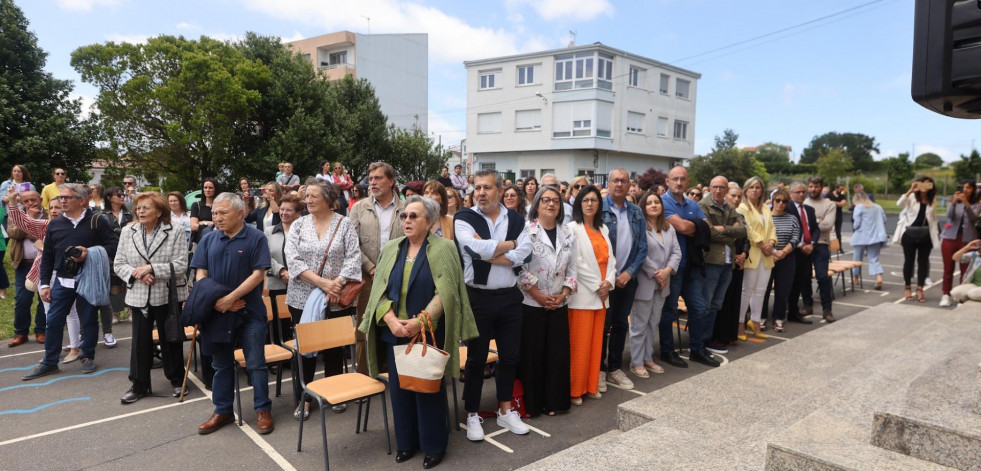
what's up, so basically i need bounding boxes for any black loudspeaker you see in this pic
[912,0,981,118]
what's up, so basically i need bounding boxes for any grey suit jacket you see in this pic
[113,222,188,309]
[636,225,681,302]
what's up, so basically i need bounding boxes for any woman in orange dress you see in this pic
[565,185,616,406]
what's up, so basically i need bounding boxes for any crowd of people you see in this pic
[4,161,979,469]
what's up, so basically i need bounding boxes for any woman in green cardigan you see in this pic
[359,195,478,469]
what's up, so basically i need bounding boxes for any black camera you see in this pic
[65,246,83,260]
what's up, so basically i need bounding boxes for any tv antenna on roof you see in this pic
[362,15,370,35]
[568,30,577,47]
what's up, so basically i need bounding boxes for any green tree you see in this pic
[801,132,879,172]
[751,142,793,174]
[388,125,448,182]
[0,0,97,184]
[713,128,739,152]
[324,75,391,181]
[883,152,915,193]
[953,149,981,181]
[914,152,944,169]
[816,148,853,184]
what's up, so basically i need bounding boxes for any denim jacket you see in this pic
[601,196,647,277]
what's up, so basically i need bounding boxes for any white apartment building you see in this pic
[464,42,699,182]
[288,31,428,132]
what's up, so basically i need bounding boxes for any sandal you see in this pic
[294,402,310,421]
[916,286,926,303]
[644,361,665,374]
[774,320,785,333]
[904,285,913,301]
[760,319,768,331]
[630,366,649,379]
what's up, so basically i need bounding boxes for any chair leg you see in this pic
[320,401,330,471]
[275,361,283,397]
[355,399,363,434]
[235,365,243,426]
[297,393,306,452]
[363,397,371,432]
[381,391,392,455]
[452,379,460,431]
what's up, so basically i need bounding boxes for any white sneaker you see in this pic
[496,409,530,435]
[925,277,933,286]
[939,294,952,307]
[466,414,485,441]
[103,333,117,348]
[597,371,607,393]
[606,369,635,390]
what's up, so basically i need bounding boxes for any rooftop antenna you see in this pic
[362,15,370,35]
[568,30,577,47]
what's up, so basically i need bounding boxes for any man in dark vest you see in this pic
[453,169,532,442]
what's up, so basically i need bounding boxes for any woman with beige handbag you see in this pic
[359,196,478,469]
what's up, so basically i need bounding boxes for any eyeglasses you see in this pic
[540,197,560,206]
[581,198,599,204]
[113,193,124,197]
[124,182,136,186]
[609,178,629,185]
[573,184,586,190]
[503,193,518,199]
[773,199,787,204]
[398,211,421,221]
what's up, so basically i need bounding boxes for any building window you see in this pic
[657,117,669,137]
[480,162,496,171]
[517,65,537,85]
[659,74,670,94]
[627,111,645,133]
[553,101,595,138]
[596,101,612,138]
[479,70,500,90]
[540,169,555,178]
[520,169,536,179]
[555,54,574,90]
[573,120,592,136]
[555,52,610,91]
[515,109,542,132]
[676,78,691,99]
[477,112,502,134]
[597,54,613,90]
[629,67,646,88]
[673,120,689,140]
[329,51,347,66]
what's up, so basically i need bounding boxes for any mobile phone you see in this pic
[14,182,31,193]
[957,184,964,193]
[919,181,934,191]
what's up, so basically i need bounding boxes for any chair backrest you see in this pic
[276,296,291,320]
[295,317,355,355]
[263,296,276,322]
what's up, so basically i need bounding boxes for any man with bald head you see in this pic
[659,166,719,368]
[7,190,46,347]
[699,176,746,354]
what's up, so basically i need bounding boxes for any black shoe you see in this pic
[823,311,836,323]
[787,315,813,324]
[689,350,721,367]
[704,341,728,354]
[660,351,688,368]
[121,388,145,404]
[395,450,415,463]
[423,454,444,469]
[151,358,164,369]
[22,362,59,381]
[173,386,189,397]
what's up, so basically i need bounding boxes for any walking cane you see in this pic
[179,325,199,403]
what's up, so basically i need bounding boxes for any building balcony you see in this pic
[317,63,356,80]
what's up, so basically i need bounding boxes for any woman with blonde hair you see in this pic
[736,176,776,339]
[422,181,455,239]
[850,189,888,290]
[567,176,591,204]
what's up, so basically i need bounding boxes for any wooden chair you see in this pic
[295,316,391,471]
[233,296,295,425]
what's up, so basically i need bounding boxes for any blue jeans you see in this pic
[211,313,271,414]
[603,277,638,371]
[701,263,732,344]
[659,266,708,354]
[14,261,45,336]
[812,244,833,312]
[853,244,883,276]
[43,280,98,366]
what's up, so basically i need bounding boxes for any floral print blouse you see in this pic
[518,220,578,308]
[285,214,362,311]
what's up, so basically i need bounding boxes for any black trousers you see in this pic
[463,286,522,413]
[788,249,814,317]
[902,232,933,286]
[602,278,637,372]
[130,305,184,393]
[289,306,352,403]
[769,256,797,321]
[517,304,571,416]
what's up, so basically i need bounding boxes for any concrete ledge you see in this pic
[871,411,981,471]
[976,362,980,415]
[765,441,955,471]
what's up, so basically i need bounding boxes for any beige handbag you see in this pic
[393,314,449,393]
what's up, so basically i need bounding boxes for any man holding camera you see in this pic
[23,184,118,380]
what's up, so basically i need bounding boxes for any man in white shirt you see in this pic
[454,170,532,442]
[450,164,468,195]
[276,162,300,192]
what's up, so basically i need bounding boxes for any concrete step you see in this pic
[976,361,980,415]
[869,348,981,471]
[765,441,956,471]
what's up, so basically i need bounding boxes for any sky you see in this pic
[17,0,980,163]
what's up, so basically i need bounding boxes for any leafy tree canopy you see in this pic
[883,152,914,193]
[751,142,793,175]
[953,149,981,182]
[690,129,768,186]
[801,132,879,172]
[914,152,944,169]
[816,148,853,184]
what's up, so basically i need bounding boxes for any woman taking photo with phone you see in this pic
[938,181,981,307]
[893,176,939,303]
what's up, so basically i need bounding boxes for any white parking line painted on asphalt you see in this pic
[237,417,297,471]
[0,336,135,360]
[460,425,514,453]
[834,302,876,309]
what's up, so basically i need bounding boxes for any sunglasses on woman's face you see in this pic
[573,184,585,190]
[773,198,787,204]
[398,211,421,221]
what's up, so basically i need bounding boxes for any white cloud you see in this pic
[176,22,201,31]
[70,92,97,119]
[280,31,307,43]
[427,113,466,146]
[235,0,548,63]
[509,0,614,21]
[55,0,123,11]
[104,33,150,44]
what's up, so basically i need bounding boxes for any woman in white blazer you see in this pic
[893,176,939,302]
[629,191,680,378]
[566,186,616,406]
[113,192,188,404]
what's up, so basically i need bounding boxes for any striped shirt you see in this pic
[772,213,801,249]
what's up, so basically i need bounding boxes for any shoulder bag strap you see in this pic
[317,215,344,277]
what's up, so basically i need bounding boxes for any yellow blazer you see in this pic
[736,201,777,270]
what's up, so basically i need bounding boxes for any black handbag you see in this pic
[164,263,186,343]
[904,224,931,245]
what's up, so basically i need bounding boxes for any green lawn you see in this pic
[0,260,16,339]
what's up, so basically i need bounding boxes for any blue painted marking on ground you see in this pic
[0,367,127,393]
[0,365,38,374]
[0,397,92,415]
